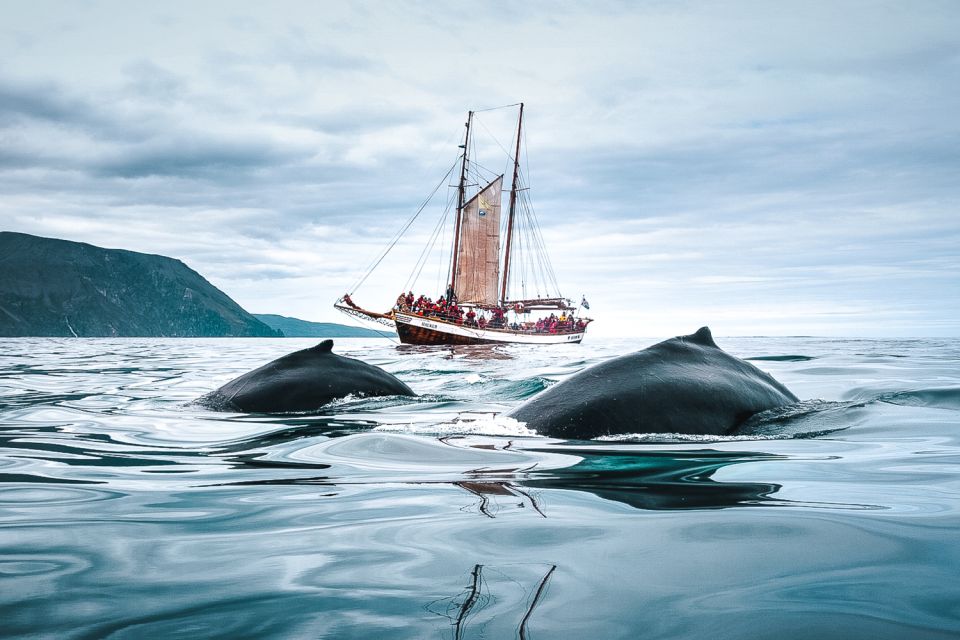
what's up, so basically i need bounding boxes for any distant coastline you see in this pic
[0,232,388,339]
[254,314,395,338]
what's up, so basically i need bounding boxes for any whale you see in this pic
[508,327,799,439]
[198,340,415,413]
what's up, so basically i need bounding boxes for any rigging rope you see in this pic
[338,307,400,344]
[499,166,563,303]
[349,159,458,294]
[475,116,514,160]
[405,198,452,293]
[472,102,522,113]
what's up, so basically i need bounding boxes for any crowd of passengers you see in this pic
[393,291,586,333]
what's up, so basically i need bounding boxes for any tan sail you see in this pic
[454,175,502,306]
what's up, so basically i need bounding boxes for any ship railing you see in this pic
[396,308,589,335]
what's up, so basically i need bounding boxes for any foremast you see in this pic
[500,102,523,306]
[449,111,473,296]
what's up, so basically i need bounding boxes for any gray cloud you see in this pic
[92,137,298,179]
[1,1,958,335]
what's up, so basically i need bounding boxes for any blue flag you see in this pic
[581,296,590,310]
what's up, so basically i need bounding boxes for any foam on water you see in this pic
[595,431,794,443]
[374,412,537,437]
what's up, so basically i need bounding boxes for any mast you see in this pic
[450,110,473,295]
[500,102,523,306]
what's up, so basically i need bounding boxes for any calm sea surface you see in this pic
[1,336,959,639]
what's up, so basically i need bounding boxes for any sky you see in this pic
[1,0,958,337]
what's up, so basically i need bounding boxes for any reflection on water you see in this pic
[1,336,960,638]
[455,481,548,518]
[522,449,785,510]
[429,563,556,640]
[397,343,516,360]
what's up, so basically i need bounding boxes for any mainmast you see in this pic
[449,110,473,295]
[500,102,524,306]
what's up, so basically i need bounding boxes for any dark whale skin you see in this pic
[508,327,798,439]
[198,340,415,413]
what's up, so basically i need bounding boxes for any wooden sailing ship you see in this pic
[335,103,592,345]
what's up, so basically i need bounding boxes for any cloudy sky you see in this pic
[2,1,958,337]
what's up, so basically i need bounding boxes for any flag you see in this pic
[581,296,590,310]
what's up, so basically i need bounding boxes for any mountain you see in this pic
[253,314,395,338]
[0,232,281,337]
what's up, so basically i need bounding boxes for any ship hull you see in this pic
[394,313,585,346]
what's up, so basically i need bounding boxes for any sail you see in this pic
[454,175,503,306]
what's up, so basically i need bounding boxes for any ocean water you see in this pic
[1,335,959,639]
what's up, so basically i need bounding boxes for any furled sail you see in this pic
[454,175,503,306]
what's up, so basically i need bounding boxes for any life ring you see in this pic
[514,302,525,313]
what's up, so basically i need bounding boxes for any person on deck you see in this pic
[489,307,503,329]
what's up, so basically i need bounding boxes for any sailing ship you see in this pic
[335,103,592,345]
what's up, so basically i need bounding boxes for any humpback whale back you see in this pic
[509,327,799,439]
[199,340,415,413]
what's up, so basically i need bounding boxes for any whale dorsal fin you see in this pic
[686,326,717,347]
[312,339,334,353]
